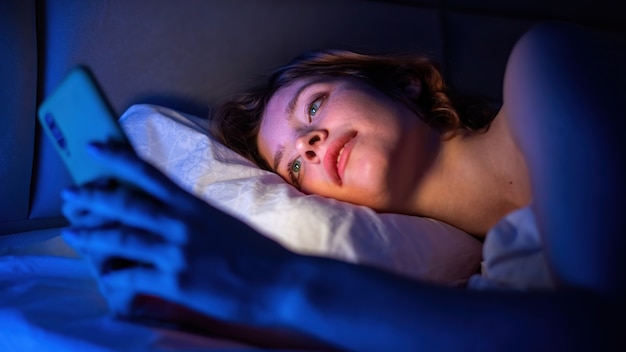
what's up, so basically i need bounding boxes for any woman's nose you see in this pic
[295,129,327,162]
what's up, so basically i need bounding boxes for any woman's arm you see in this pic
[502,22,626,295]
[276,253,616,351]
[62,146,618,351]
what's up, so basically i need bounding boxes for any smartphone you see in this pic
[37,67,129,185]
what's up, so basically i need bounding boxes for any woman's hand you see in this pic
[61,141,293,325]
[59,141,621,351]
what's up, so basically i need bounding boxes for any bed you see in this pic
[1,104,482,350]
[2,1,623,350]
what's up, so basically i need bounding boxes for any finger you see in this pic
[102,267,259,324]
[62,226,185,272]
[99,267,179,311]
[94,268,156,316]
[62,185,187,244]
[62,200,114,228]
[101,267,171,289]
[98,283,137,317]
[87,141,180,204]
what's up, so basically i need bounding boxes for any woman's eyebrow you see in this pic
[285,79,324,119]
[273,145,285,173]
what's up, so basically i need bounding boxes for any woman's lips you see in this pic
[337,136,356,183]
[324,132,357,185]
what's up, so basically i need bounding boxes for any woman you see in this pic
[62,23,625,350]
[212,47,528,237]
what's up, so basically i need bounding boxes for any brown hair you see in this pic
[209,49,495,171]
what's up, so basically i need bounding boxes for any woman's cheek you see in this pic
[345,153,391,202]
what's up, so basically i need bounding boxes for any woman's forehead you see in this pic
[267,79,309,112]
[270,76,330,104]
[256,81,306,167]
[265,75,363,115]
[263,77,325,124]
[259,81,306,142]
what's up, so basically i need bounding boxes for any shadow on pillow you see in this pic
[119,104,482,286]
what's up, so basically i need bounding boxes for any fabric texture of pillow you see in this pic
[119,104,482,286]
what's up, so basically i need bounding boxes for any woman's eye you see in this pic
[308,97,323,120]
[290,159,302,176]
[287,158,302,188]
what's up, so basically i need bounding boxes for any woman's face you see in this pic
[256,77,439,212]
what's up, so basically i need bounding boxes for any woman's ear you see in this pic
[402,78,422,100]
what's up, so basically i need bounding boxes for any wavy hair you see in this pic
[209,50,495,171]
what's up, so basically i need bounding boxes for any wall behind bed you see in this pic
[1,0,624,239]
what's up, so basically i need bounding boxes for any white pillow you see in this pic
[119,104,482,286]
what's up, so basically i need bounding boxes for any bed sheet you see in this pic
[0,249,255,351]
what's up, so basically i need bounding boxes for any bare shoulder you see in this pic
[504,22,625,130]
[503,21,626,156]
[507,21,625,66]
[500,22,626,294]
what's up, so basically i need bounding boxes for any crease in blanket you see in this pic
[468,205,557,291]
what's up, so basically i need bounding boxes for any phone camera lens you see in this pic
[44,113,68,151]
